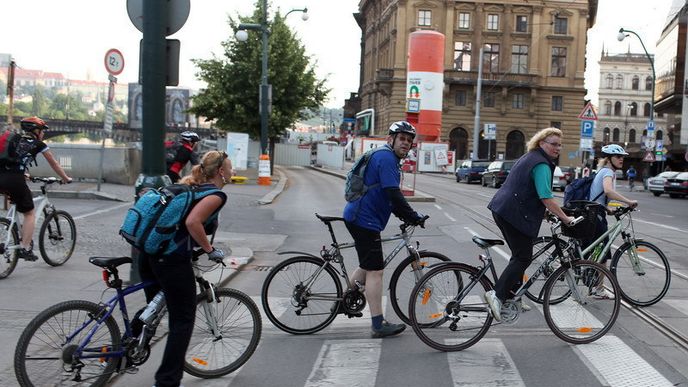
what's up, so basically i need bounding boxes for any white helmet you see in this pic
[601,144,628,156]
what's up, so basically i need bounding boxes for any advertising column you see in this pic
[406,31,444,142]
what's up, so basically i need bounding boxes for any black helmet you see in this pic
[388,121,416,138]
[180,131,200,143]
[20,116,49,132]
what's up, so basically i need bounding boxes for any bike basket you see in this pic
[561,200,602,240]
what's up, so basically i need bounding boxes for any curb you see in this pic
[308,165,436,203]
[30,189,127,202]
[258,167,287,205]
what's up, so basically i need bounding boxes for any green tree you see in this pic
[189,1,329,142]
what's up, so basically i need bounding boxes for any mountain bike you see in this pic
[0,176,76,279]
[261,213,451,334]
[408,214,621,352]
[524,202,670,307]
[14,251,261,387]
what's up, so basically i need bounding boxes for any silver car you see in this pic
[648,171,679,197]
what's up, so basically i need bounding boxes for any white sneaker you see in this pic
[484,290,502,321]
[516,300,531,312]
[591,287,614,299]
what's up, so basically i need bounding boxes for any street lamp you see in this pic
[235,1,308,156]
[618,28,655,128]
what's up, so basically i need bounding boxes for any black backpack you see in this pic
[563,173,604,206]
[0,130,36,167]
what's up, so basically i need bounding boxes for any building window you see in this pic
[455,90,467,106]
[657,130,663,140]
[506,130,525,159]
[458,12,471,29]
[483,43,500,73]
[511,45,528,74]
[643,103,650,117]
[603,127,610,142]
[512,93,525,109]
[551,96,563,111]
[484,92,496,107]
[554,16,567,34]
[629,102,637,116]
[616,74,623,89]
[454,42,471,71]
[418,10,432,26]
[551,47,567,77]
[551,121,561,129]
[605,101,612,115]
[632,76,639,90]
[645,76,652,90]
[614,101,622,116]
[629,129,636,143]
[515,15,528,32]
[487,14,499,31]
[613,128,620,142]
[606,74,614,88]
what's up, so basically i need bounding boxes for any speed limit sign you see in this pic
[104,49,125,76]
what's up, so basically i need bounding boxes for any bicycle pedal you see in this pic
[346,312,363,318]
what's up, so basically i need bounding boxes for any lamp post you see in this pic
[618,28,655,132]
[235,1,308,156]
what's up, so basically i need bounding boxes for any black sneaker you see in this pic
[371,320,406,338]
[16,248,38,261]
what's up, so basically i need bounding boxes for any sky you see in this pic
[0,0,679,109]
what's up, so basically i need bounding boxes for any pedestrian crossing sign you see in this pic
[577,102,598,121]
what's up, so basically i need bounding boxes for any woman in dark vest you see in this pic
[484,127,575,321]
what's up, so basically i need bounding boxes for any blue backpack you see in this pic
[120,184,220,255]
[563,173,603,206]
[344,145,393,202]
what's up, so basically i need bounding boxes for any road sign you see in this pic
[104,49,124,76]
[484,123,496,140]
[577,102,598,120]
[656,139,663,151]
[127,0,190,36]
[579,137,593,151]
[642,151,655,162]
[580,120,594,137]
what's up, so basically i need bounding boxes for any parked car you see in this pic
[558,166,575,184]
[552,166,568,191]
[648,171,679,196]
[481,160,515,188]
[455,159,490,183]
[614,169,625,180]
[664,172,688,198]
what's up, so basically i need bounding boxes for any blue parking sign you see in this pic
[580,120,594,137]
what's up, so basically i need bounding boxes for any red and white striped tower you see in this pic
[406,30,444,142]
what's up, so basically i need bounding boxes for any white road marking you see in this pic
[434,204,443,210]
[664,299,688,316]
[305,339,381,387]
[72,202,131,220]
[444,212,456,222]
[446,338,525,386]
[633,218,686,232]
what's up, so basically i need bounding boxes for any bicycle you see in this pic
[0,176,76,279]
[408,214,621,352]
[525,202,670,307]
[14,251,262,387]
[261,213,451,334]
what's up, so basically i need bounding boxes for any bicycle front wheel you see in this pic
[389,251,451,325]
[409,262,493,352]
[0,218,19,279]
[261,256,342,334]
[543,260,621,344]
[185,288,262,378]
[611,240,671,307]
[14,300,121,387]
[39,210,76,266]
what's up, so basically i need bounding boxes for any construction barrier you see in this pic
[257,154,271,185]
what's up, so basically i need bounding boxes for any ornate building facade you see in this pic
[354,0,597,164]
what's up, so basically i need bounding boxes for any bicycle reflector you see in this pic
[577,327,593,333]
[421,289,432,305]
[192,357,208,366]
[99,346,109,363]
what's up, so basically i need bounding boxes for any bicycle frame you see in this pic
[577,210,644,274]
[4,194,50,248]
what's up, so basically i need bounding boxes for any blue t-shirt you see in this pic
[589,167,614,205]
[343,145,400,231]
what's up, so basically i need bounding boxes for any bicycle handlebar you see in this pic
[400,215,430,232]
[30,176,65,185]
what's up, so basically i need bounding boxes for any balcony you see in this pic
[375,68,394,82]
[445,70,538,88]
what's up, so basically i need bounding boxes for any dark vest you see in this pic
[487,148,555,237]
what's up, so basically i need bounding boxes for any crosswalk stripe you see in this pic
[305,339,381,387]
[575,336,674,386]
[664,299,688,316]
[446,338,525,386]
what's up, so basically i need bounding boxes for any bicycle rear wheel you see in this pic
[14,300,121,387]
[39,210,76,266]
[261,256,342,334]
[185,288,262,378]
[0,218,19,279]
[611,241,671,307]
[542,260,620,344]
[389,251,452,325]
[409,262,493,352]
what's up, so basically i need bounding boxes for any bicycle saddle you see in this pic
[471,236,504,249]
[316,213,344,223]
[89,256,133,268]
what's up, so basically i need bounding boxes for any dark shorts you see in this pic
[0,173,34,213]
[345,221,384,271]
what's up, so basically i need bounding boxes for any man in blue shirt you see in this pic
[343,121,425,338]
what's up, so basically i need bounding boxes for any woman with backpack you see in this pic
[584,144,638,298]
[138,150,232,387]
